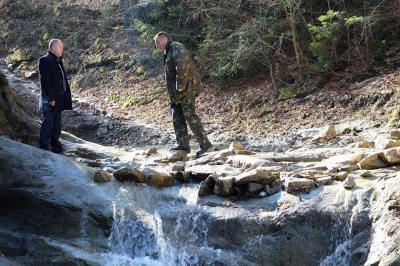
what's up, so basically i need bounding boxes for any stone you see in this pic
[174,171,190,183]
[390,130,400,140]
[198,176,216,197]
[314,176,333,187]
[247,182,264,193]
[334,171,349,181]
[167,150,189,162]
[234,169,274,185]
[93,169,111,183]
[358,152,388,170]
[113,167,146,183]
[112,156,120,162]
[186,165,228,181]
[229,141,245,152]
[381,147,400,165]
[266,180,281,196]
[214,176,236,197]
[360,170,373,178]
[315,153,363,170]
[226,155,276,170]
[256,165,286,174]
[347,141,372,149]
[285,177,315,193]
[146,147,158,156]
[170,163,184,172]
[311,125,336,144]
[343,176,356,189]
[142,168,174,188]
[280,172,303,182]
[97,126,108,136]
[374,136,400,150]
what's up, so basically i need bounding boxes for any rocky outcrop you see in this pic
[0,69,40,145]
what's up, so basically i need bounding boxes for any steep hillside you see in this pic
[1,0,400,147]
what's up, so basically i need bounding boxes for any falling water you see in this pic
[319,187,367,266]
[105,184,212,265]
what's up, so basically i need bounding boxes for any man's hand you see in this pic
[49,101,55,106]
[177,88,185,92]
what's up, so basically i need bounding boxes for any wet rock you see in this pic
[266,180,281,196]
[256,165,286,174]
[112,156,120,162]
[285,177,315,193]
[198,175,216,197]
[214,176,236,197]
[343,176,356,189]
[142,168,174,188]
[94,169,111,182]
[113,167,145,183]
[76,158,104,167]
[174,171,190,183]
[247,182,264,193]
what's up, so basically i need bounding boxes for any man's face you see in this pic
[155,36,167,51]
[51,41,64,57]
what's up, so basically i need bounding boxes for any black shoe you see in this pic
[195,142,213,156]
[169,146,190,153]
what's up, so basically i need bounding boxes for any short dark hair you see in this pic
[154,31,172,42]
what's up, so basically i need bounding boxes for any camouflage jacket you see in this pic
[164,41,202,105]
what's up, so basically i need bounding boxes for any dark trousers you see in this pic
[39,103,63,153]
[173,99,210,148]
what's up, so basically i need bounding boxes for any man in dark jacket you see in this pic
[38,39,72,154]
[154,31,213,157]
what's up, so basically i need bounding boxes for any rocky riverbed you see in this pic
[0,67,400,265]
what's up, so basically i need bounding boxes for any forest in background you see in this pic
[1,0,400,140]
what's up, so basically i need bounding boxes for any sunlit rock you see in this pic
[146,147,158,156]
[234,169,275,185]
[284,177,315,193]
[229,141,245,152]
[311,124,336,144]
[226,155,275,169]
[314,176,333,187]
[167,150,188,162]
[334,171,349,181]
[358,152,388,169]
[380,147,400,165]
[343,176,356,189]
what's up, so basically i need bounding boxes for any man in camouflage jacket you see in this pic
[154,31,213,156]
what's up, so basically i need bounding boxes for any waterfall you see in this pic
[319,187,368,266]
[106,184,211,265]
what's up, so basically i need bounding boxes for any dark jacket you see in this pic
[39,52,72,111]
[164,41,203,105]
